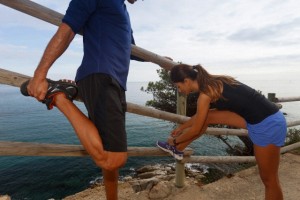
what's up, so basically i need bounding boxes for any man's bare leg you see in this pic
[53,93,127,200]
[103,169,119,200]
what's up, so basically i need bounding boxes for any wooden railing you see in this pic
[1,0,300,188]
[0,141,194,157]
[0,68,300,159]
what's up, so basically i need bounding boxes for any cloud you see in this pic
[0,0,299,82]
[228,17,300,45]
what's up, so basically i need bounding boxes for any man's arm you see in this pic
[130,32,145,62]
[28,23,75,101]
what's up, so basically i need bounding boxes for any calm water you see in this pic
[0,80,299,199]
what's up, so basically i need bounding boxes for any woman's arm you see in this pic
[171,115,196,137]
[172,93,211,144]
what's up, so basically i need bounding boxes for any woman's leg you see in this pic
[254,144,283,200]
[176,110,247,151]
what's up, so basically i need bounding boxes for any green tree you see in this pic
[141,68,177,113]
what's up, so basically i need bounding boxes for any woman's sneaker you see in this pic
[20,79,78,110]
[156,141,183,160]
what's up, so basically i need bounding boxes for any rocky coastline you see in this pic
[0,162,245,200]
[0,162,235,200]
[64,162,230,200]
[58,163,204,200]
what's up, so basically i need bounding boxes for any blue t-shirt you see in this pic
[62,0,132,90]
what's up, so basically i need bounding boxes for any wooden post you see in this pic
[175,92,187,188]
[268,93,283,109]
[268,93,277,102]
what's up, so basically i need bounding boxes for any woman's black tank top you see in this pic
[210,82,279,124]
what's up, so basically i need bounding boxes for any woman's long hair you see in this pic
[170,64,238,102]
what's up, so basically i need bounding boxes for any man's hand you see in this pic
[127,0,137,4]
[27,77,48,101]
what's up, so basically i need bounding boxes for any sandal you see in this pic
[20,79,78,110]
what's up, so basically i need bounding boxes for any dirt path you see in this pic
[64,153,300,200]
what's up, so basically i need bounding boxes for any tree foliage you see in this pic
[141,68,177,113]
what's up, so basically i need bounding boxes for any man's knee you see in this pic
[112,152,127,168]
[96,152,128,171]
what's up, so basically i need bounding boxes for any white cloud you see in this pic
[0,0,299,83]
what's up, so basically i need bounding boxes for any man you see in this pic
[24,0,141,199]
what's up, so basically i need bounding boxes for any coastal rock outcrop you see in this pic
[127,163,205,195]
[0,195,11,200]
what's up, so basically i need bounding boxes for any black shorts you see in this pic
[77,73,127,152]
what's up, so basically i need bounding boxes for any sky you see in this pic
[0,0,300,82]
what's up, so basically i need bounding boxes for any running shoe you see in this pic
[156,141,184,160]
[20,79,78,110]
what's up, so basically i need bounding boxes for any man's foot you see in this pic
[20,79,78,110]
[156,141,183,160]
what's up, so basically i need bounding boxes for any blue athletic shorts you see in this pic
[247,111,287,147]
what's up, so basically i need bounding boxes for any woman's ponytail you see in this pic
[193,64,210,91]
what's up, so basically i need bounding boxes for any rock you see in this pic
[130,177,160,193]
[148,181,172,199]
[195,174,205,181]
[0,195,11,200]
[138,170,167,179]
[136,165,160,173]
[128,162,206,194]
[164,166,173,174]
[123,175,133,182]
[158,174,175,181]
[186,170,198,178]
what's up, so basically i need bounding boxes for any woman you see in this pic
[157,64,286,200]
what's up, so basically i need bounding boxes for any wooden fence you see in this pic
[1,0,300,188]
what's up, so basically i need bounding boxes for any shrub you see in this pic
[285,128,300,145]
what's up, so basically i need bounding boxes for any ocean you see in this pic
[0,80,300,199]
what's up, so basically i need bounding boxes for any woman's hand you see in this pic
[167,136,175,145]
[170,127,182,137]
